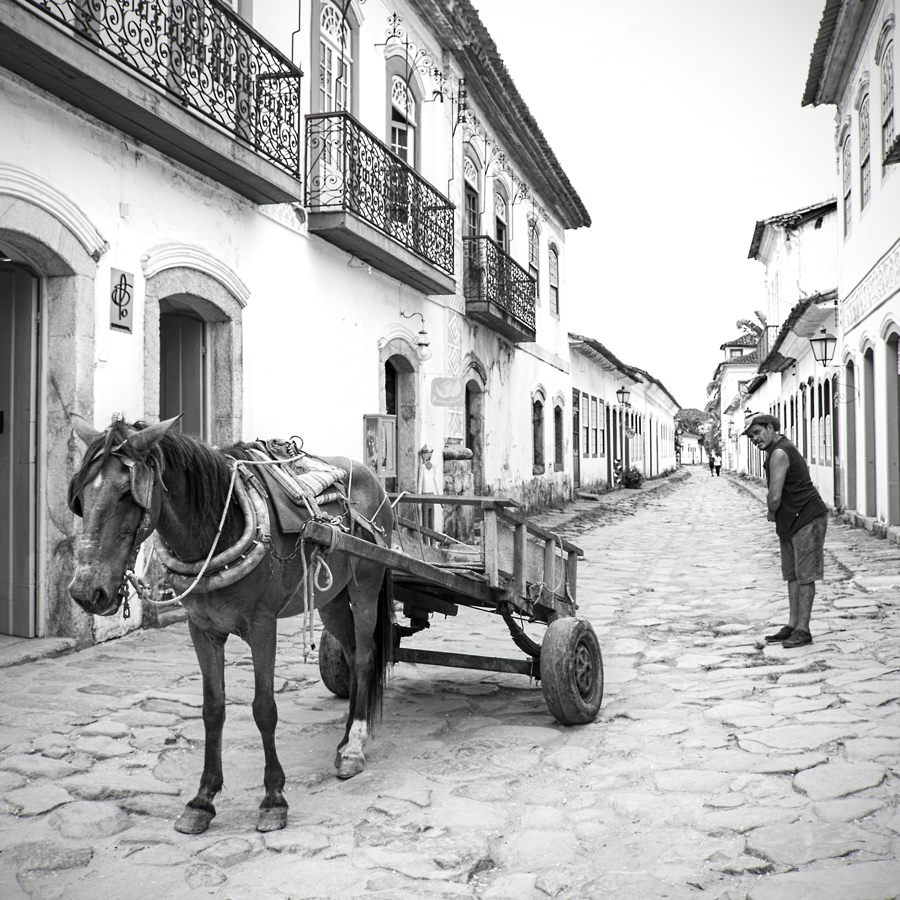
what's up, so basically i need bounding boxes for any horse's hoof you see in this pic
[336,754,365,779]
[174,807,215,834]
[257,807,288,833]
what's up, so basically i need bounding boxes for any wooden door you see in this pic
[0,264,38,637]
[160,312,207,438]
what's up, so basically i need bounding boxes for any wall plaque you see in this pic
[431,376,464,408]
[110,269,134,333]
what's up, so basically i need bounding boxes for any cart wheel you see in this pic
[318,629,351,699]
[540,617,603,725]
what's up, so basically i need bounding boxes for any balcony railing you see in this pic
[21,0,302,178]
[305,111,455,277]
[464,235,536,341]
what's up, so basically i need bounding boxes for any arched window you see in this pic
[463,157,480,238]
[553,403,564,471]
[532,397,545,473]
[548,244,559,315]
[390,75,416,166]
[494,188,508,252]
[860,94,872,208]
[842,133,852,237]
[882,41,894,164]
[318,0,353,113]
[528,218,540,300]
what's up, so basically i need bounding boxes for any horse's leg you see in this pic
[333,567,383,779]
[318,593,358,764]
[247,616,288,832]
[175,620,227,834]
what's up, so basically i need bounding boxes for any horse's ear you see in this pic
[127,414,183,455]
[71,414,104,446]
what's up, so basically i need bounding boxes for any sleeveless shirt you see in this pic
[763,436,828,537]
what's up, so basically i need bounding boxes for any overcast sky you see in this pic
[473,0,837,410]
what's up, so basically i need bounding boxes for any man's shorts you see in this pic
[779,514,827,583]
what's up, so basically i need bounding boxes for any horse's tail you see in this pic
[367,568,395,730]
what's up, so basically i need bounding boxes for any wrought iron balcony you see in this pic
[3,0,302,202]
[463,236,536,342]
[305,111,456,296]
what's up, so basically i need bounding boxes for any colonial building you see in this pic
[803,0,900,533]
[569,334,679,491]
[0,0,588,644]
[741,200,840,504]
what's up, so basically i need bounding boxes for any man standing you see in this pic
[742,412,828,648]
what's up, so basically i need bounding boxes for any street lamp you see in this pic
[809,328,837,366]
[615,385,631,406]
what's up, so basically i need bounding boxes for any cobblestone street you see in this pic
[1,468,899,900]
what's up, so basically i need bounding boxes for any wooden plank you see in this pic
[495,507,582,554]
[483,509,499,587]
[566,551,578,604]
[394,646,537,677]
[514,523,527,600]
[390,493,520,508]
[302,521,494,603]
[495,525,567,600]
[393,583,459,616]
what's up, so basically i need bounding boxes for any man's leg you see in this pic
[787,579,799,629]
[787,579,815,628]
[796,582,815,632]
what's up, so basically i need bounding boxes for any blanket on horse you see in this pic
[244,439,347,534]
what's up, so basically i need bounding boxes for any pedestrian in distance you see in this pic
[742,412,828,648]
[714,453,722,476]
[708,453,715,476]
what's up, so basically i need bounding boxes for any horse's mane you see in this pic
[71,419,239,523]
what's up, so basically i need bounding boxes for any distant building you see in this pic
[569,334,679,491]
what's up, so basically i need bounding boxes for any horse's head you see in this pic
[67,415,180,616]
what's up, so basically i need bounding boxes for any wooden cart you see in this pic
[308,495,603,725]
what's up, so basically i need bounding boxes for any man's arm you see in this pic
[766,448,789,522]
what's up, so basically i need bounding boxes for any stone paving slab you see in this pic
[1,470,900,899]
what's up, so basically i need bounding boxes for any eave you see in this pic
[802,0,879,108]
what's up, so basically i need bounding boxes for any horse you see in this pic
[66,415,394,834]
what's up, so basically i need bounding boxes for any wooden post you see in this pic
[514,523,527,600]
[566,550,578,606]
[483,509,499,587]
[543,539,556,598]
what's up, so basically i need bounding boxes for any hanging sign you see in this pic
[109,269,134,333]
[430,376,464,408]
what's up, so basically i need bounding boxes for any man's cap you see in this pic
[742,412,781,436]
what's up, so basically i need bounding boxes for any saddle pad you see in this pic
[245,446,347,534]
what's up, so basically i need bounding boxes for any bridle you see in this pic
[69,447,166,618]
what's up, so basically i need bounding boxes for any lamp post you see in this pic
[615,385,631,474]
